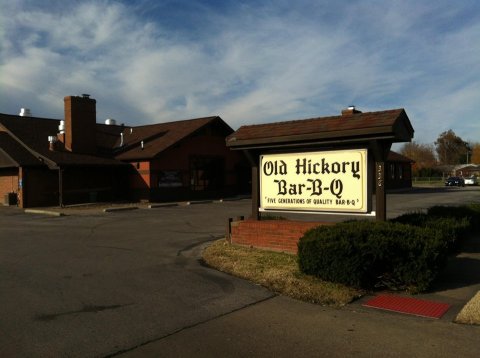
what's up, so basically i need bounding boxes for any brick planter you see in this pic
[229,219,334,254]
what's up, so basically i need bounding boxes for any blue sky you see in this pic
[1,0,479,145]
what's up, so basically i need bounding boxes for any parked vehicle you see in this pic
[444,176,465,187]
[464,176,478,186]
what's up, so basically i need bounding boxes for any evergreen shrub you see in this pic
[298,204,480,292]
[392,213,470,252]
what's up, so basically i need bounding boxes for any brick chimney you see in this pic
[341,105,362,116]
[64,94,97,154]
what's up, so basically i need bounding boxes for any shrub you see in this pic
[298,220,449,292]
[298,204,479,292]
[427,204,480,231]
[392,212,470,252]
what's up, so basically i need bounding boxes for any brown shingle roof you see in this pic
[0,114,126,168]
[226,109,414,149]
[0,132,42,168]
[114,116,230,160]
[0,113,232,166]
[387,151,414,163]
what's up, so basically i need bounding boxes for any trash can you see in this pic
[4,192,17,206]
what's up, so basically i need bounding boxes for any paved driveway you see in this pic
[1,187,480,357]
[0,201,273,357]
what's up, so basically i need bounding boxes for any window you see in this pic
[189,156,225,191]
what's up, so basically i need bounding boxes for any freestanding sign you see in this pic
[226,107,414,221]
[260,149,369,213]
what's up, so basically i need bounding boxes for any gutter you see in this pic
[58,167,64,208]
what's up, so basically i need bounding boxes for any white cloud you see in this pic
[0,0,479,144]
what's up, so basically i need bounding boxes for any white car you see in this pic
[464,176,478,185]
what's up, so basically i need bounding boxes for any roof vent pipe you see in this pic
[48,136,58,151]
[119,133,124,147]
[141,140,144,150]
[58,120,65,133]
[19,108,32,117]
[341,105,362,116]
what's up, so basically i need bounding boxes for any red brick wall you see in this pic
[64,96,97,154]
[229,219,334,254]
[150,129,246,187]
[129,161,151,188]
[0,168,18,203]
[127,126,249,201]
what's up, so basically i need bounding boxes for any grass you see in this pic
[202,239,363,306]
[455,291,480,325]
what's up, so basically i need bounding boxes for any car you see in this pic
[445,176,465,187]
[464,176,478,186]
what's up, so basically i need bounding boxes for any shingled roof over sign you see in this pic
[226,108,414,149]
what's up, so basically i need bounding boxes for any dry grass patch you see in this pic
[203,239,363,306]
[455,291,480,325]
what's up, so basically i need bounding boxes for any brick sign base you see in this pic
[228,219,333,254]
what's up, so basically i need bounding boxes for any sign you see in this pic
[158,171,182,188]
[260,149,369,213]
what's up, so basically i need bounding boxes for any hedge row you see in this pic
[297,204,480,292]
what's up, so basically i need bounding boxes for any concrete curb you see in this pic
[189,200,214,205]
[220,196,251,202]
[103,207,139,213]
[20,196,252,216]
[149,203,179,209]
[24,209,65,217]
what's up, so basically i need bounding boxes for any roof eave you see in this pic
[0,148,21,168]
[227,126,400,149]
[56,161,128,168]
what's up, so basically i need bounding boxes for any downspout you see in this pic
[58,167,64,208]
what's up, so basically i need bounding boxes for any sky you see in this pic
[1,0,479,145]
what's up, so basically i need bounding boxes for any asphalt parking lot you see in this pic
[1,186,480,357]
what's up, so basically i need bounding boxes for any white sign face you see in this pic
[260,149,369,213]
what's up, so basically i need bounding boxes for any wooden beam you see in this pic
[243,150,260,220]
[370,141,392,221]
[375,161,386,221]
[251,165,260,220]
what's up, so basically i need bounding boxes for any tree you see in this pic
[434,130,468,165]
[470,143,480,164]
[400,141,437,176]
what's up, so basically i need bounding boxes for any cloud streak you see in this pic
[1,0,479,145]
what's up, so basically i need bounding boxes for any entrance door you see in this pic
[189,156,225,191]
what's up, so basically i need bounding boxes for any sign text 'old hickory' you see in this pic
[260,149,369,213]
